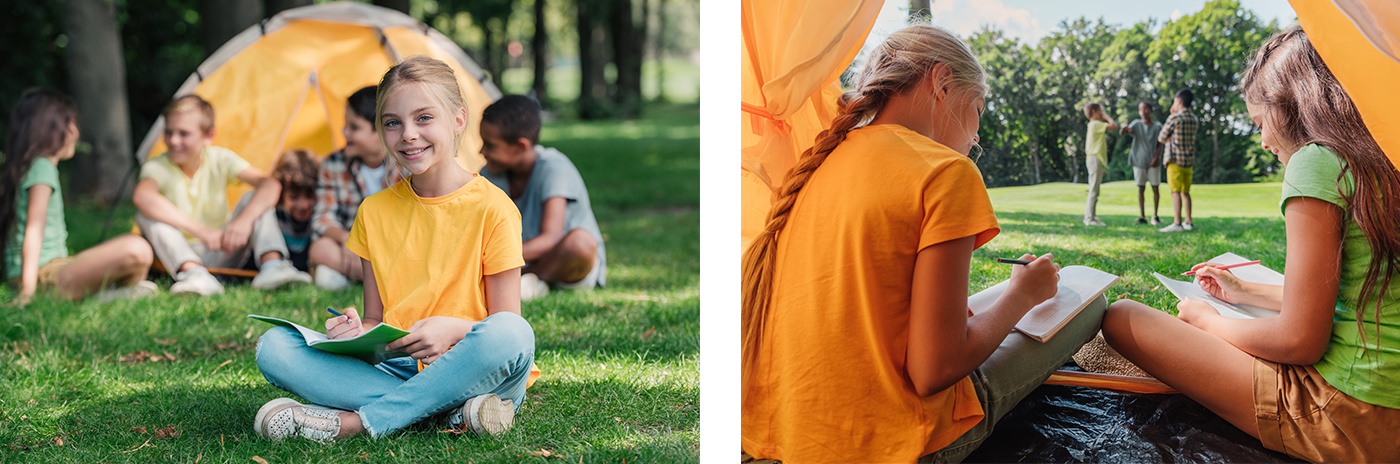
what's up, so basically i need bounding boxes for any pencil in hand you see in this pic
[1181,260,1261,276]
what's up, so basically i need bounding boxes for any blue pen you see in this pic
[327,307,352,324]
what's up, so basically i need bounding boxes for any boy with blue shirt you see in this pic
[480,96,605,300]
[1120,102,1164,225]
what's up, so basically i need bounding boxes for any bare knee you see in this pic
[122,235,155,269]
[1103,299,1148,346]
[561,230,598,260]
[309,236,338,266]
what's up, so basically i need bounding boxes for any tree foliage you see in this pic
[967,0,1280,187]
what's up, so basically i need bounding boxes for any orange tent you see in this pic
[740,0,885,250]
[1291,0,1400,169]
[134,1,502,205]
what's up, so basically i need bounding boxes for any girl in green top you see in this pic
[1101,27,1400,462]
[2,88,157,306]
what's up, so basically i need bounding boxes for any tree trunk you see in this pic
[1211,114,1221,183]
[372,0,411,15]
[577,1,609,119]
[482,21,500,85]
[654,0,667,103]
[200,0,262,56]
[909,0,931,18]
[64,0,132,202]
[609,0,643,118]
[532,0,549,108]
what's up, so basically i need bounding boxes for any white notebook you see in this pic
[1151,252,1283,319]
[968,265,1120,342]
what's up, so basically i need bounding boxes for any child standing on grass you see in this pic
[1082,102,1118,227]
[1,88,157,306]
[254,56,538,442]
[480,95,606,301]
[269,148,320,272]
[1121,102,1164,225]
[741,25,1098,463]
[1102,27,1400,462]
[1157,88,1199,232]
[308,86,404,290]
[132,95,311,295]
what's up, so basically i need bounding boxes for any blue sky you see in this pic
[869,0,1299,46]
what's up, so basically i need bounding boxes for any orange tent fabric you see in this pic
[740,0,884,249]
[134,1,502,207]
[1291,0,1400,169]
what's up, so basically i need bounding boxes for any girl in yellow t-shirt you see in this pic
[253,56,536,443]
[2,87,157,306]
[741,25,1103,463]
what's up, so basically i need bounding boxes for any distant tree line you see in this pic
[0,0,694,203]
[949,0,1281,187]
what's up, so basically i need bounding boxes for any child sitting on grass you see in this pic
[1101,27,1400,462]
[1081,102,1118,227]
[308,86,403,290]
[480,95,606,300]
[132,95,310,295]
[254,56,538,442]
[2,88,157,306]
[269,148,320,272]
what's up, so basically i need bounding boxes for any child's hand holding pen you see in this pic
[326,307,366,339]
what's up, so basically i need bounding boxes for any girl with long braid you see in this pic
[740,25,1105,463]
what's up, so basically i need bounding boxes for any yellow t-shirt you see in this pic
[138,146,251,243]
[1085,120,1109,165]
[743,124,999,463]
[346,175,538,385]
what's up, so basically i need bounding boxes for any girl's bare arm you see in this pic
[16,184,52,301]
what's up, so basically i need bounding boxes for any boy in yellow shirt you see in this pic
[1082,102,1118,226]
[132,95,310,295]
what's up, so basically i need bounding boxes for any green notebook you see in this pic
[248,314,411,364]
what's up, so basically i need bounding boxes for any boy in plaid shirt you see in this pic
[308,86,404,289]
[1157,89,1199,233]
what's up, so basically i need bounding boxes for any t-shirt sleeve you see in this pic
[21,159,61,192]
[1280,144,1348,215]
[918,157,1000,251]
[481,196,526,275]
[536,157,588,202]
[138,157,171,189]
[1088,120,1107,134]
[215,147,252,185]
[345,202,371,261]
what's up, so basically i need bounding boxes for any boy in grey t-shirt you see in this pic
[480,96,606,301]
[1120,102,1164,225]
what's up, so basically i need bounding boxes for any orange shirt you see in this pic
[347,174,539,386]
[743,125,999,463]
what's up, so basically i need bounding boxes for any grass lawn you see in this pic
[976,180,1287,314]
[0,104,699,463]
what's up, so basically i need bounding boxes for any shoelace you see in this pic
[290,407,342,442]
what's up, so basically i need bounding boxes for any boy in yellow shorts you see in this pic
[1157,89,1198,233]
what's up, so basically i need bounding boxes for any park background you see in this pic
[1,0,699,462]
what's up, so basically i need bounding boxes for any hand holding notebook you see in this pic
[968,265,1120,342]
[249,313,411,364]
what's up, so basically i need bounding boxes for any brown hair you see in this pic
[1240,26,1400,350]
[163,95,215,133]
[1084,102,1102,118]
[740,24,987,390]
[271,148,320,197]
[375,55,468,166]
[0,88,77,279]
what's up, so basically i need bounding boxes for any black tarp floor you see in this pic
[963,383,1306,463]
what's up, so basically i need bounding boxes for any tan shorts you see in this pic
[1253,358,1400,463]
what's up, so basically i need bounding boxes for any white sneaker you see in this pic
[1159,223,1186,233]
[520,273,549,301]
[1182,222,1195,231]
[171,267,223,295]
[1150,216,1162,226]
[253,398,345,443]
[448,393,515,436]
[94,280,160,302]
[314,265,351,291]
[252,260,313,290]
[1083,218,1106,227]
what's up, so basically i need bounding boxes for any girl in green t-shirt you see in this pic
[1100,27,1400,462]
[1,88,157,306]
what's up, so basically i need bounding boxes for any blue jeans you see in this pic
[920,295,1108,463]
[255,312,536,438]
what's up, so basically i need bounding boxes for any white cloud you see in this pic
[923,0,1048,43]
[1170,9,1184,21]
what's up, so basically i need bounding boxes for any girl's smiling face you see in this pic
[1247,100,1301,164]
[380,83,466,177]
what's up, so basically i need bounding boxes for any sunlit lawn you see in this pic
[0,104,699,463]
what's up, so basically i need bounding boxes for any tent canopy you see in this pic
[1291,0,1400,170]
[136,1,502,205]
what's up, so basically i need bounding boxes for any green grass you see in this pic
[0,104,699,463]
[975,180,1287,314]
